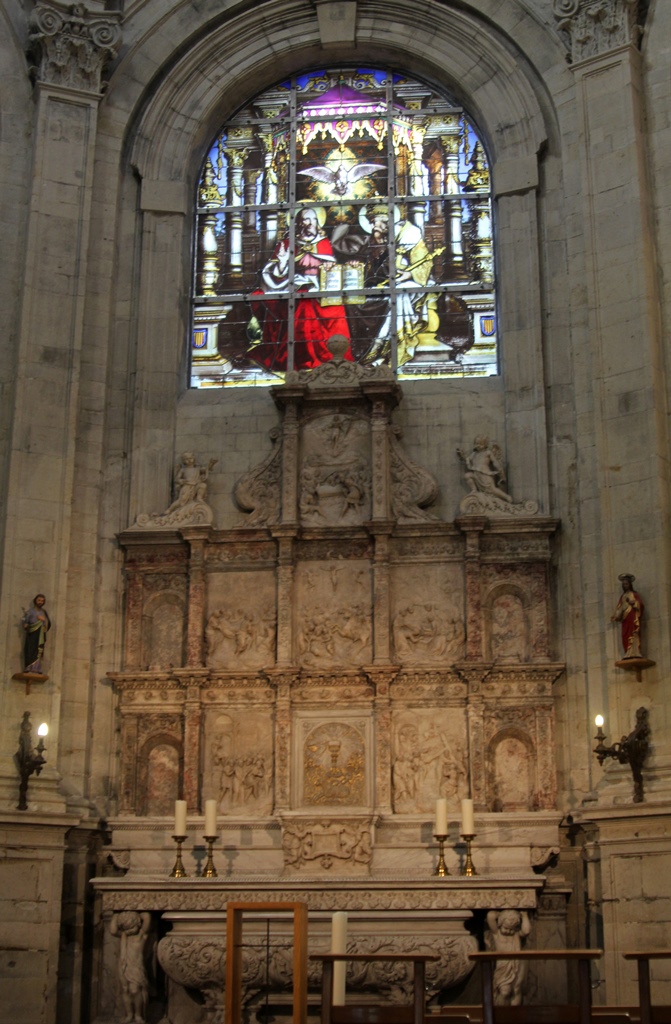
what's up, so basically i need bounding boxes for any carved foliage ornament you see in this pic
[553,0,640,62]
[30,2,121,92]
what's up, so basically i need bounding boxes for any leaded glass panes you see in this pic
[191,68,497,387]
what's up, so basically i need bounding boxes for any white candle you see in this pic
[461,798,475,835]
[174,799,187,837]
[435,798,448,836]
[331,911,348,1006]
[205,799,218,837]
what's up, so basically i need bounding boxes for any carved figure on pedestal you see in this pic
[110,911,151,1023]
[485,909,532,1005]
[134,453,217,528]
[489,593,527,662]
[21,594,51,674]
[611,573,644,658]
[457,437,538,516]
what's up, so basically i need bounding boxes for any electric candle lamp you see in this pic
[174,799,187,837]
[461,798,475,836]
[435,798,448,836]
[331,911,348,1005]
[204,799,218,837]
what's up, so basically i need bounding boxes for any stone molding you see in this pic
[29,1,121,93]
[553,0,640,62]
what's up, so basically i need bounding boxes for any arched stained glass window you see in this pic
[191,67,496,387]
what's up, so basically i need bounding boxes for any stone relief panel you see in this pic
[295,562,372,668]
[206,570,276,669]
[202,711,273,815]
[294,713,372,809]
[145,742,181,816]
[392,710,468,814]
[487,729,536,812]
[487,588,529,663]
[391,565,464,665]
[142,592,185,670]
[299,411,371,526]
[280,817,374,874]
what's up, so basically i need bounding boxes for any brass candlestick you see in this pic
[169,835,188,878]
[461,833,478,876]
[433,833,449,876]
[202,835,218,878]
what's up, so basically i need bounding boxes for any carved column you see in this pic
[119,713,139,813]
[123,570,144,669]
[457,517,487,660]
[178,675,204,812]
[277,394,302,526]
[270,673,295,811]
[273,529,296,666]
[368,395,392,520]
[182,528,210,668]
[367,669,399,814]
[371,528,393,664]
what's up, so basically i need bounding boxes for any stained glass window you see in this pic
[191,67,497,387]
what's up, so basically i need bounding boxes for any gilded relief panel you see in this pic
[391,564,465,666]
[206,570,276,669]
[391,709,468,814]
[202,710,274,815]
[295,561,372,668]
[293,713,373,809]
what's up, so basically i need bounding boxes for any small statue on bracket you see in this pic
[456,436,538,517]
[611,573,655,679]
[12,594,51,692]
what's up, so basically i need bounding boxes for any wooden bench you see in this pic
[311,952,440,1024]
[623,952,671,1024]
[469,950,603,1024]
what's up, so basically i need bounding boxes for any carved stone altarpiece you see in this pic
[105,353,564,1019]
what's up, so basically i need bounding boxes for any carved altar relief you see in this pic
[391,565,464,665]
[299,411,370,525]
[392,710,467,814]
[206,570,276,669]
[280,816,374,873]
[144,742,181,815]
[202,711,273,814]
[295,562,372,668]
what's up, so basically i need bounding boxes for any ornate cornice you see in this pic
[553,0,640,63]
[29,2,121,93]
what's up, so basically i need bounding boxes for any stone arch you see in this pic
[484,583,530,662]
[137,733,184,816]
[486,726,536,812]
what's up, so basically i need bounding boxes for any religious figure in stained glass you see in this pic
[249,207,353,372]
[191,68,497,387]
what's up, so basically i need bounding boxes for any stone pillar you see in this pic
[175,674,206,813]
[270,674,295,811]
[367,395,392,520]
[555,0,670,769]
[123,571,144,670]
[0,0,121,807]
[371,528,393,664]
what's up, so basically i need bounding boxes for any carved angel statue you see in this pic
[485,909,532,1005]
[457,436,511,502]
[110,911,151,1023]
[133,452,218,528]
[457,436,538,516]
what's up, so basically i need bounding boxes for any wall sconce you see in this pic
[15,712,48,810]
[593,707,649,804]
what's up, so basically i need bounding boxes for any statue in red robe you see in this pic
[611,573,644,658]
[250,208,352,372]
